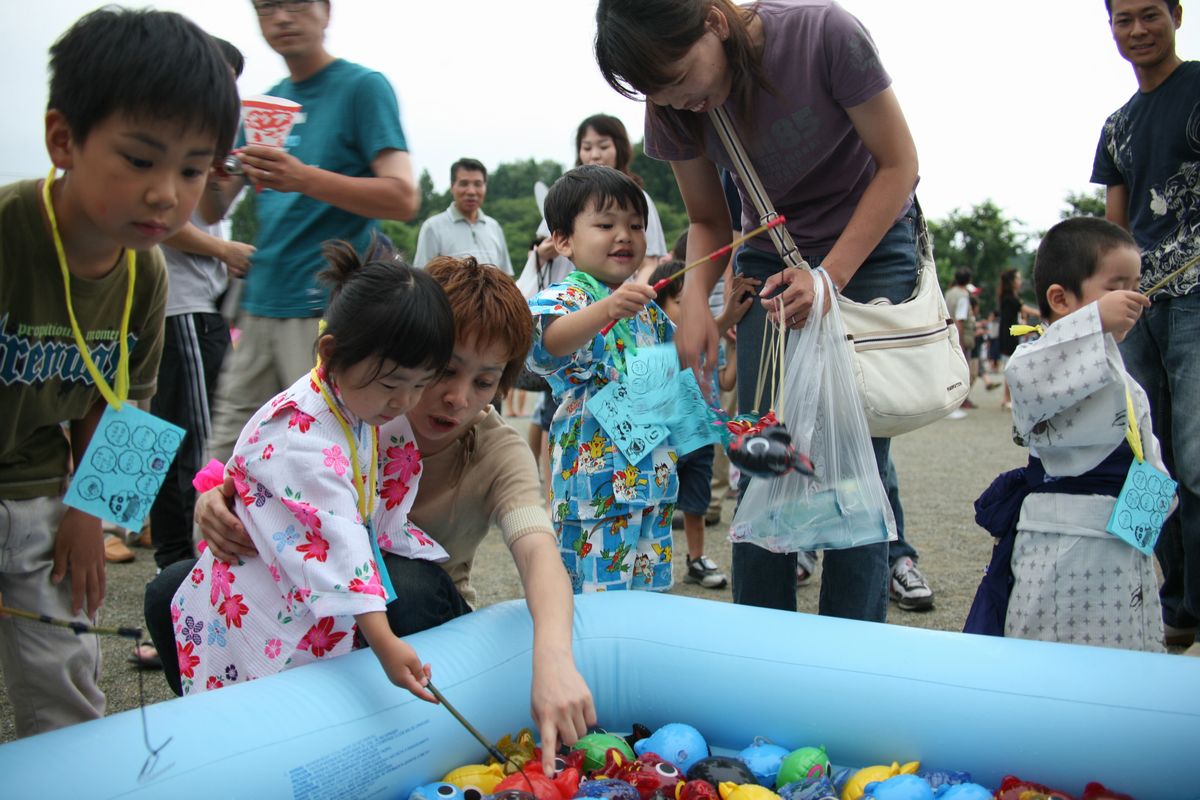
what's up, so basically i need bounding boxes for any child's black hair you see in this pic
[650,260,684,306]
[212,36,246,79]
[48,8,240,155]
[319,237,455,385]
[1033,217,1139,319]
[544,164,649,236]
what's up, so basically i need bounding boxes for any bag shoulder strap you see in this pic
[708,107,809,271]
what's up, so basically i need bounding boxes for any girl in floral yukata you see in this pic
[527,165,678,593]
[171,240,454,697]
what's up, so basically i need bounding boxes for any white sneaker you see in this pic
[890,557,934,611]
[686,554,728,589]
[947,409,968,420]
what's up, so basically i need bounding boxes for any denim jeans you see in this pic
[730,206,920,621]
[1120,291,1200,640]
[144,554,472,696]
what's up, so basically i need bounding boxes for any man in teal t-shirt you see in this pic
[207,0,417,461]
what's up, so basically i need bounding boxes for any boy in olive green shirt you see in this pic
[0,8,238,736]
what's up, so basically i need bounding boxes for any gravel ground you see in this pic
[0,382,1183,744]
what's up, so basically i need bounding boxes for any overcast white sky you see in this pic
[3,1,1197,236]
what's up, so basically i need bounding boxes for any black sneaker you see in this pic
[686,554,728,589]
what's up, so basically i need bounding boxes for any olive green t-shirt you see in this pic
[0,180,167,500]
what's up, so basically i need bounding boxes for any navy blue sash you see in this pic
[963,441,1133,636]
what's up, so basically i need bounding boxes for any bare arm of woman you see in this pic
[760,87,918,327]
[672,156,733,390]
[510,533,596,773]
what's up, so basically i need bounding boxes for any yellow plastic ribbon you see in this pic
[1124,388,1144,464]
[311,367,377,522]
[1009,323,1043,337]
[42,168,135,409]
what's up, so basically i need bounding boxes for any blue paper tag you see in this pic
[587,380,669,463]
[63,404,184,532]
[667,369,722,456]
[624,344,680,424]
[1106,459,1177,555]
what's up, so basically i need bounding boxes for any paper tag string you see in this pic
[41,168,135,409]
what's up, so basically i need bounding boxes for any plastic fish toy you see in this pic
[728,425,814,479]
[634,724,709,775]
[410,783,468,800]
[495,729,539,774]
[596,749,685,800]
[932,785,991,800]
[737,740,790,787]
[686,756,758,790]
[775,747,831,789]
[861,775,932,800]
[677,780,721,800]
[574,779,642,800]
[778,777,839,800]
[719,782,782,800]
[572,733,636,773]
[444,764,508,795]
[841,763,919,800]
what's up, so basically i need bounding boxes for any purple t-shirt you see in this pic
[644,0,911,256]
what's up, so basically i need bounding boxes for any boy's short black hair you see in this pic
[1105,0,1179,17]
[650,260,684,305]
[451,157,488,183]
[48,8,240,154]
[212,36,246,79]
[544,164,649,237]
[1033,217,1139,319]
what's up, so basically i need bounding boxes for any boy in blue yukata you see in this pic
[527,165,677,593]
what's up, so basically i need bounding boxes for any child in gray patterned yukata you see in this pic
[1002,217,1170,651]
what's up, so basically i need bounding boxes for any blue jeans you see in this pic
[1120,292,1200,640]
[730,206,920,621]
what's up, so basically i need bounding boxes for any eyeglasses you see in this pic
[253,0,319,17]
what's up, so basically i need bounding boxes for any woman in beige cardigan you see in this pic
[149,256,593,773]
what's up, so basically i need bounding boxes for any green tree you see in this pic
[632,140,683,210]
[1060,187,1106,219]
[928,200,1030,313]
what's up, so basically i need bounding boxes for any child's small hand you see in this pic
[1097,290,1150,342]
[380,638,437,704]
[604,282,656,321]
[717,275,762,332]
[50,508,106,618]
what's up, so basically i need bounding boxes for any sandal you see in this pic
[128,642,162,670]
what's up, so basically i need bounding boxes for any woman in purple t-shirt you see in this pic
[594,0,932,621]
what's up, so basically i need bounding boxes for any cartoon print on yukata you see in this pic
[613,464,648,504]
[579,431,614,475]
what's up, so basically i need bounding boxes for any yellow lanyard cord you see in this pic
[1124,388,1144,464]
[311,368,378,522]
[42,169,135,409]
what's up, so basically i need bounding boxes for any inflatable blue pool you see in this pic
[0,593,1195,797]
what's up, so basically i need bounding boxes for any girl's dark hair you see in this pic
[594,0,771,137]
[544,165,649,237]
[575,114,643,187]
[319,237,454,384]
[1033,217,1139,319]
[48,8,239,155]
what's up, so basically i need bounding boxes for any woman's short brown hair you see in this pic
[423,256,532,393]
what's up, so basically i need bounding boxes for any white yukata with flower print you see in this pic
[171,371,447,694]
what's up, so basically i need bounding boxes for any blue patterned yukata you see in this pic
[528,273,678,592]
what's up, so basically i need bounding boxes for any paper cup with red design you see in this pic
[241,95,302,148]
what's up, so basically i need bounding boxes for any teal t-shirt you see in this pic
[242,59,407,318]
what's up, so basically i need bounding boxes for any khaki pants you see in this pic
[208,315,320,464]
[0,496,105,736]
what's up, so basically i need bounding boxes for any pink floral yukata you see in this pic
[171,372,447,694]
